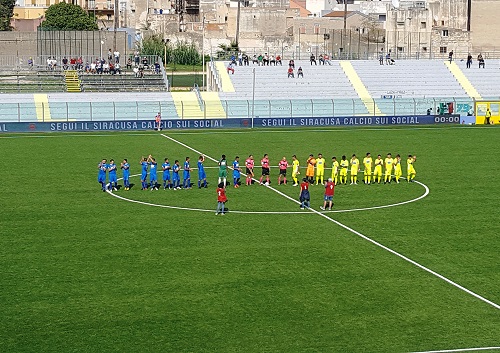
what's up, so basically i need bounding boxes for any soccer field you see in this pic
[1,126,499,353]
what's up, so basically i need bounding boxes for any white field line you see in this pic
[159,132,500,311]
[409,346,500,353]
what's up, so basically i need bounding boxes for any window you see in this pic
[440,46,447,54]
[442,29,449,37]
[420,21,426,29]
[313,24,320,34]
[378,14,386,21]
[397,46,404,52]
[422,47,428,52]
[300,26,306,34]
[441,20,445,26]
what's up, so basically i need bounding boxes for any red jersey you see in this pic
[278,160,289,170]
[261,157,269,168]
[324,181,335,196]
[245,158,254,169]
[217,187,227,202]
[300,182,309,191]
[155,114,161,123]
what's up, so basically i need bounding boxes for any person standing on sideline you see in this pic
[218,154,228,187]
[172,160,181,189]
[183,157,192,189]
[140,156,149,190]
[291,155,300,186]
[350,154,359,185]
[197,155,207,188]
[278,156,289,185]
[155,112,162,131]
[373,154,383,184]
[121,159,130,190]
[215,183,227,215]
[259,153,270,185]
[306,154,316,184]
[384,153,393,184]
[379,51,384,65]
[245,155,254,186]
[299,178,310,209]
[339,155,349,185]
[363,152,373,185]
[320,178,335,210]
[394,154,402,183]
[232,156,241,188]
[331,156,339,185]
[407,155,417,182]
[466,53,472,68]
[98,159,108,191]
[485,108,492,125]
[315,153,326,185]
[162,158,171,190]
[448,50,454,63]
[149,157,158,190]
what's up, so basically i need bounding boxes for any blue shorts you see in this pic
[109,174,117,183]
[173,174,180,181]
[163,173,170,181]
[183,172,190,180]
[141,172,147,181]
[98,174,106,183]
[150,174,157,182]
[198,171,206,180]
[123,173,129,181]
[233,172,240,179]
[324,195,333,202]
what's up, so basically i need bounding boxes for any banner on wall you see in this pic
[0,115,461,133]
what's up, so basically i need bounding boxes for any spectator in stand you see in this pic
[319,54,325,65]
[230,54,236,65]
[84,62,90,73]
[109,62,116,75]
[126,58,132,69]
[238,52,243,66]
[70,57,76,69]
[77,56,83,70]
[287,66,294,78]
[276,55,282,65]
[133,66,139,77]
[107,49,113,61]
[96,61,103,74]
[323,54,332,65]
[257,54,263,66]
[270,55,276,65]
[252,54,258,65]
[289,59,295,69]
[227,62,235,74]
[466,53,472,68]
[478,53,485,68]
[138,65,145,78]
[142,57,149,69]
[242,53,249,66]
[134,51,140,66]
[379,51,384,65]
[103,61,109,74]
[154,61,160,74]
[310,53,317,65]
[90,61,96,74]
[28,57,33,69]
[115,62,122,74]
[114,50,120,63]
[385,52,391,65]
[297,66,303,78]
[62,56,69,70]
[263,53,269,66]
[448,50,454,63]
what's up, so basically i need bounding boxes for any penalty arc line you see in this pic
[409,346,500,353]
[160,133,500,311]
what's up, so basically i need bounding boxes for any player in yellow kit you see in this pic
[363,152,373,184]
[315,153,326,185]
[407,154,417,182]
[339,155,349,185]
[373,154,383,184]
[393,154,402,183]
[350,154,359,185]
[331,156,339,185]
[291,155,300,186]
[384,153,393,184]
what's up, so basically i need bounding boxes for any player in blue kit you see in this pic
[149,157,158,190]
[121,159,130,190]
[97,159,108,191]
[197,155,207,188]
[183,157,192,189]
[233,156,241,188]
[108,159,118,191]
[172,160,181,189]
[140,156,150,190]
[162,158,171,190]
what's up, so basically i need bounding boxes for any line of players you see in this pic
[97,152,417,192]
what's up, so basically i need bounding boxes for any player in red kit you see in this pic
[215,183,227,215]
[299,178,310,209]
[245,154,255,186]
[259,154,270,185]
[277,156,289,185]
[320,178,335,210]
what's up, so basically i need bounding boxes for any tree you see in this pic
[141,35,202,65]
[40,2,97,31]
[0,0,15,31]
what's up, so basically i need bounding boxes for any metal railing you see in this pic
[0,97,487,123]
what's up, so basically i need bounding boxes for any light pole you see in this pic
[202,14,205,91]
[100,40,104,59]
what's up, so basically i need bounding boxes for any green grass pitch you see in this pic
[0,126,499,353]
